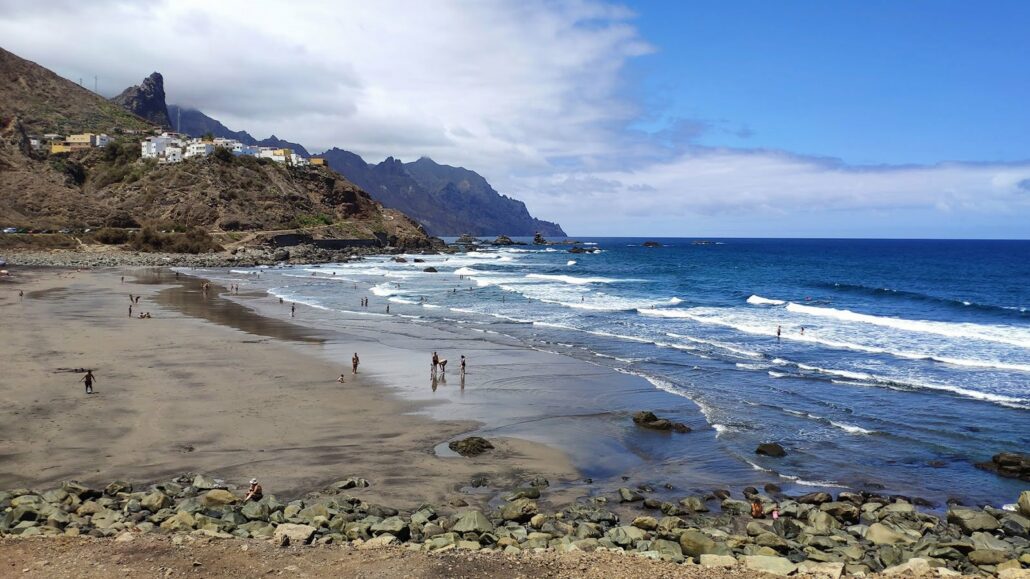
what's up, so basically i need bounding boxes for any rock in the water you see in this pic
[423,267,438,273]
[641,241,662,247]
[451,511,493,535]
[631,411,690,433]
[618,487,644,503]
[755,442,786,457]
[273,523,317,545]
[798,492,833,505]
[500,498,537,522]
[975,452,1030,481]
[448,437,494,457]
[493,235,515,245]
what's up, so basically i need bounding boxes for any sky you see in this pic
[1,0,1028,238]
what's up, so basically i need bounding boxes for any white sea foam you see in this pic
[785,302,1030,349]
[747,295,786,306]
[567,260,577,266]
[525,273,627,285]
[829,421,875,435]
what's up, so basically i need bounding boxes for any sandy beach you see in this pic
[0,267,577,508]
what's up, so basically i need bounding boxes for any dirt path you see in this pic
[0,536,761,579]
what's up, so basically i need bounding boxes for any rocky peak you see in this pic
[111,72,171,128]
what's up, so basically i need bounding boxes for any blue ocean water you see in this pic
[212,239,1030,505]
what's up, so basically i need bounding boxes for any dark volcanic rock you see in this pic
[975,452,1030,481]
[632,411,690,433]
[493,235,515,245]
[423,266,438,273]
[755,442,786,458]
[642,241,662,247]
[448,436,494,457]
[111,72,171,127]
[319,150,565,237]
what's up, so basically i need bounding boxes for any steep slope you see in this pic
[166,105,310,157]
[0,47,153,135]
[320,148,565,237]
[404,157,565,237]
[0,48,432,249]
[110,72,172,128]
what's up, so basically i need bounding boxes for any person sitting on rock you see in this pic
[750,499,765,519]
[244,479,263,502]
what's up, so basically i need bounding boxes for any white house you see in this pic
[93,134,110,147]
[141,134,184,159]
[290,152,309,166]
[185,142,215,158]
[161,146,183,164]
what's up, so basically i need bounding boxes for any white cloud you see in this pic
[1,0,1027,237]
[517,150,1030,236]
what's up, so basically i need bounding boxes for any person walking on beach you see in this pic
[352,353,359,374]
[460,355,466,378]
[386,304,390,314]
[244,479,263,502]
[290,303,296,317]
[129,293,134,303]
[431,352,439,375]
[19,289,23,299]
[80,370,96,394]
[129,304,133,318]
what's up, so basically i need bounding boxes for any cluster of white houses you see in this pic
[140,132,322,166]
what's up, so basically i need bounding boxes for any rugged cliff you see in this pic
[110,72,172,128]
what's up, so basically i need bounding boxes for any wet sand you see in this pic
[0,268,576,508]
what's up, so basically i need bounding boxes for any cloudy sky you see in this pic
[2,0,1028,237]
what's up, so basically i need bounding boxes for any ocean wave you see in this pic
[820,281,1028,317]
[525,273,631,285]
[747,295,786,306]
[785,302,1030,349]
[781,361,1030,409]
[783,409,876,435]
[567,260,577,266]
[646,307,1030,373]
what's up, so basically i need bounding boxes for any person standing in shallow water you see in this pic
[290,303,295,317]
[80,370,96,394]
[776,325,781,340]
[352,353,359,374]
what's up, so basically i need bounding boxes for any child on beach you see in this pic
[80,370,96,394]
[336,374,346,383]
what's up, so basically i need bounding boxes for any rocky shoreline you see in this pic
[3,474,1028,578]
[0,243,437,269]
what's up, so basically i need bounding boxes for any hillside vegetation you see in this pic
[0,46,434,250]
